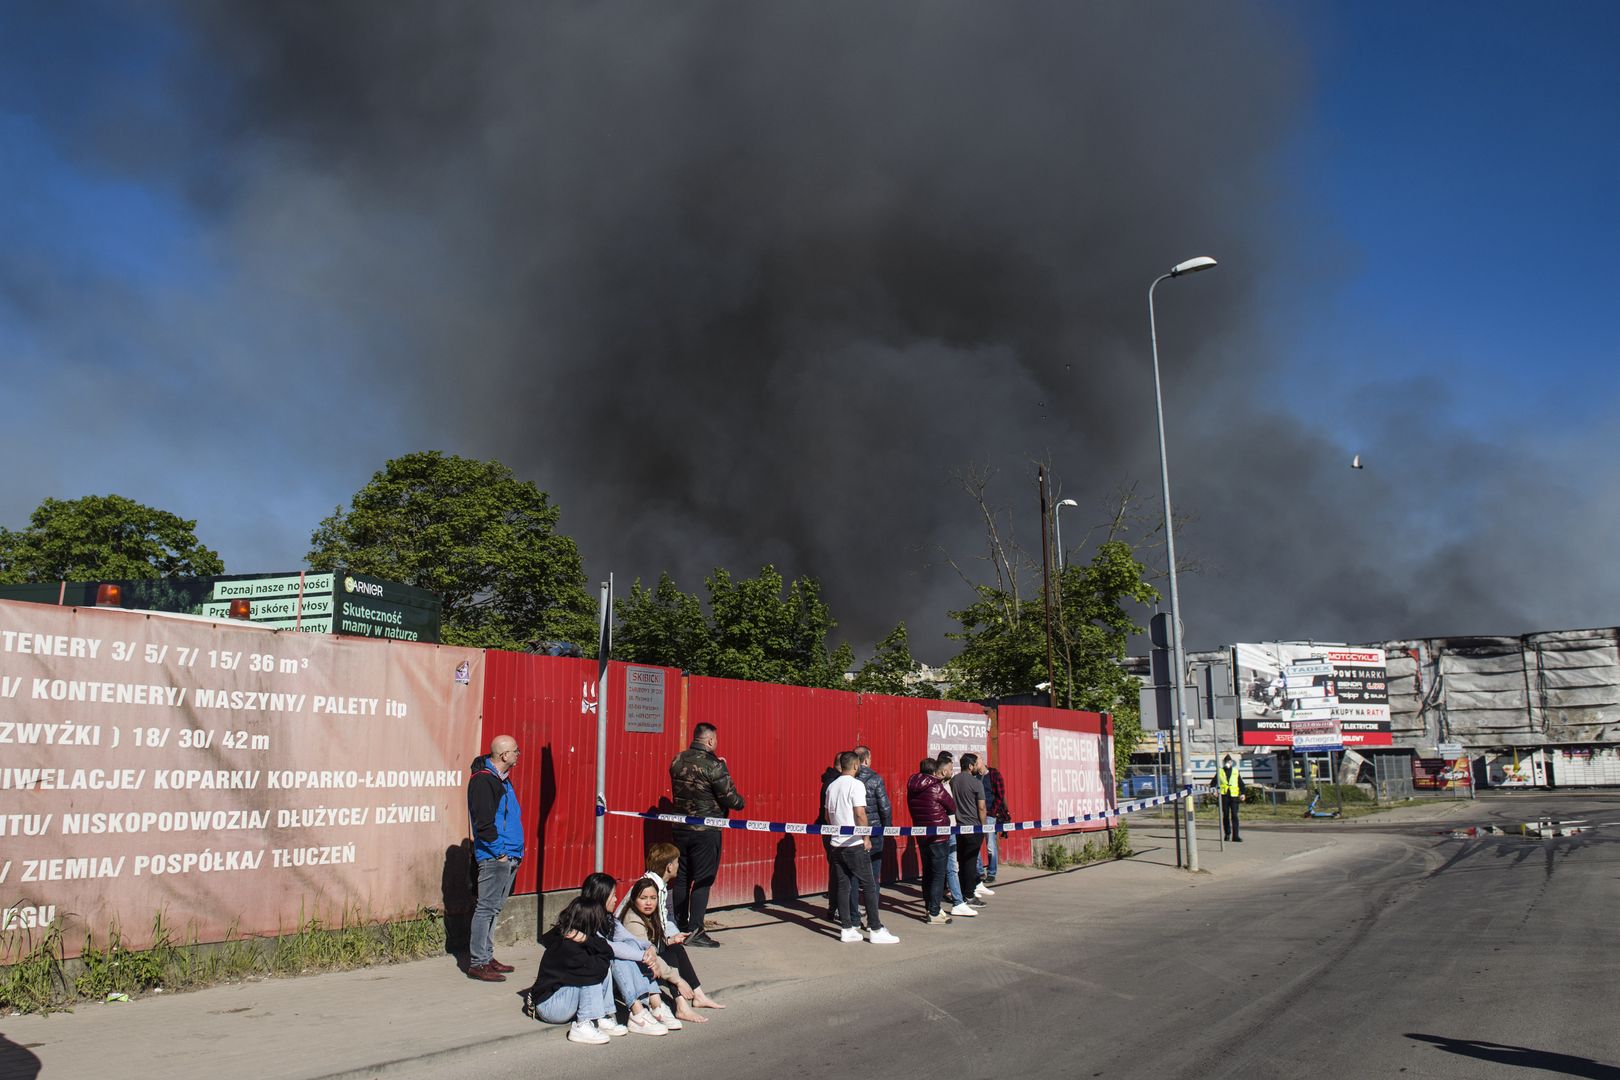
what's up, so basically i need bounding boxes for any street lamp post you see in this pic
[1149,255,1217,874]
[1054,498,1078,573]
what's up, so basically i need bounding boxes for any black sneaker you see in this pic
[686,931,721,948]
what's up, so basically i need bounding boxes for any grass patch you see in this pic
[1035,822,1133,870]
[1,908,445,1014]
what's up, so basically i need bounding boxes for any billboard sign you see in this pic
[1290,717,1345,753]
[0,599,481,959]
[1233,643,1391,747]
[926,709,989,761]
[1038,724,1111,824]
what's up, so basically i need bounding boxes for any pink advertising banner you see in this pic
[0,600,482,958]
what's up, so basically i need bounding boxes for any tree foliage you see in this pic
[850,622,941,698]
[307,452,595,651]
[0,495,224,583]
[613,565,853,689]
[613,572,712,671]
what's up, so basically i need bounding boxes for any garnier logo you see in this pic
[344,576,384,598]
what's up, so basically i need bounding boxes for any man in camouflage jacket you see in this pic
[669,722,745,947]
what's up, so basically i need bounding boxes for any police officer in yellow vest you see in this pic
[1216,755,1244,842]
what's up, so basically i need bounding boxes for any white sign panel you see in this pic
[1039,727,1109,823]
[926,710,989,760]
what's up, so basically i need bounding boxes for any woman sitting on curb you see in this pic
[607,889,676,1036]
[618,842,726,1011]
[522,872,628,1045]
[618,877,706,1026]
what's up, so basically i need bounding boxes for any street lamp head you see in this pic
[1056,498,1078,509]
[1169,256,1218,277]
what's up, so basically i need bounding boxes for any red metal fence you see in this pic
[481,652,1111,908]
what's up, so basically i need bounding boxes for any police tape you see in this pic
[597,787,1193,836]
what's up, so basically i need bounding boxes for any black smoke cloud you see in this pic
[5,2,1608,656]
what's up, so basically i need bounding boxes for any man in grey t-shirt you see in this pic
[950,753,989,905]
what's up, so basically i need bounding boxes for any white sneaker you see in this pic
[627,1011,669,1036]
[975,882,995,897]
[597,1018,629,1037]
[867,927,901,944]
[650,1000,682,1030]
[839,927,862,942]
[568,1020,610,1044]
[949,902,978,917]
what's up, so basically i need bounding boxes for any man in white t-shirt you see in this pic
[825,750,899,944]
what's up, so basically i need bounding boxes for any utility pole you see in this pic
[1038,465,1056,705]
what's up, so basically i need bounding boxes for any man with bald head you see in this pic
[467,734,523,982]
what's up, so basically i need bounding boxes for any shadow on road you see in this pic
[1408,1032,1620,1078]
[0,1032,42,1080]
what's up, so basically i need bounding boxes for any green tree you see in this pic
[307,452,594,651]
[939,469,1160,777]
[1054,539,1160,776]
[704,565,854,688]
[613,572,712,671]
[0,495,224,583]
[851,621,942,698]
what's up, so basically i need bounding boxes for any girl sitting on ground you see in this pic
[618,842,726,1011]
[523,872,626,1045]
[618,877,707,1026]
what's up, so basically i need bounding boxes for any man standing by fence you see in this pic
[670,722,745,948]
[951,753,991,905]
[906,757,957,924]
[826,751,900,944]
[980,760,1008,886]
[854,745,892,887]
[467,734,522,982]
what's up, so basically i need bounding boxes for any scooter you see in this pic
[1303,791,1341,819]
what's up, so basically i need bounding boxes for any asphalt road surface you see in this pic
[389,793,1620,1080]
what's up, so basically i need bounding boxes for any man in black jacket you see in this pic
[854,745,892,888]
[669,722,745,948]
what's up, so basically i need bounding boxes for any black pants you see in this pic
[920,839,949,916]
[957,833,983,897]
[831,845,882,931]
[1220,794,1241,840]
[672,828,723,934]
[660,941,701,989]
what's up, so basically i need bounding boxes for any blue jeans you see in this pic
[611,958,660,1005]
[945,833,961,903]
[535,970,613,1023]
[980,817,999,879]
[470,857,517,966]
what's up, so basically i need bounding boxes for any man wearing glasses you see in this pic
[467,735,523,981]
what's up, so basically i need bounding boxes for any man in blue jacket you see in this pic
[467,734,523,982]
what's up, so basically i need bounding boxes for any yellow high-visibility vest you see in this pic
[1218,765,1241,797]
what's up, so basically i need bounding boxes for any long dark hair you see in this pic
[623,878,666,949]
[552,872,616,939]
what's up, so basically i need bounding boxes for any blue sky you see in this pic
[3,2,1618,649]
[1287,1,1620,437]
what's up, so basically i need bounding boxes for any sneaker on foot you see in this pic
[628,1012,669,1036]
[975,883,995,897]
[597,1018,629,1038]
[949,902,978,917]
[839,927,862,943]
[650,1001,682,1030]
[925,912,953,925]
[568,1021,610,1044]
[868,927,901,944]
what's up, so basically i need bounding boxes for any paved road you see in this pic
[381,792,1620,1080]
[6,793,1615,1080]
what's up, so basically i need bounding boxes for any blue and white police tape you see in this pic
[595,787,1192,836]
